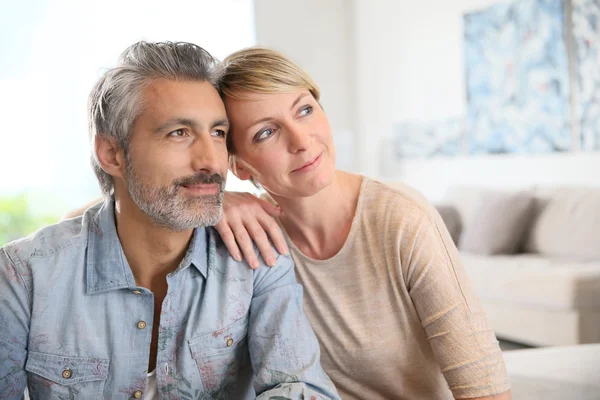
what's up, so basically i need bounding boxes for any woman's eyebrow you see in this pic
[290,93,310,110]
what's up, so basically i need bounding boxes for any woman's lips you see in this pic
[292,153,322,173]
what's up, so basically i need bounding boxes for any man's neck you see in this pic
[113,195,193,290]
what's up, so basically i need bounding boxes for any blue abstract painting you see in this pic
[464,0,572,154]
[572,0,600,150]
[393,119,466,158]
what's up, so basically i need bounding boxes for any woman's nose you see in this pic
[287,124,311,153]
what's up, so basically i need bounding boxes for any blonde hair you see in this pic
[220,47,320,103]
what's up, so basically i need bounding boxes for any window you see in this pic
[0,0,257,245]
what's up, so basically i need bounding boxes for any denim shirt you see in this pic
[0,201,339,400]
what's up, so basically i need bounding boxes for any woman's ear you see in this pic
[229,156,252,181]
[95,135,126,180]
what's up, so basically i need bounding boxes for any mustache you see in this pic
[174,173,225,188]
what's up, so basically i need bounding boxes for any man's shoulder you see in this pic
[206,227,296,287]
[2,213,90,265]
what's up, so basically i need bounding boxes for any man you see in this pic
[0,41,339,400]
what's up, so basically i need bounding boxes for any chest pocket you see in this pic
[188,317,249,396]
[25,350,109,400]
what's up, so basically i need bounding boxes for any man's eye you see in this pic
[168,129,187,137]
[299,105,313,117]
[256,128,274,141]
[212,129,226,138]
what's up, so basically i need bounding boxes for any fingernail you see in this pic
[234,253,242,262]
[267,257,275,266]
[251,260,259,269]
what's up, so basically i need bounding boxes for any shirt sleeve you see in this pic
[0,247,30,399]
[402,210,511,399]
[248,252,340,400]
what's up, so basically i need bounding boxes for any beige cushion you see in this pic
[461,252,600,309]
[524,187,600,260]
[459,191,535,254]
[434,204,462,245]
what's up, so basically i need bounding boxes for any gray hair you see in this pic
[88,41,220,197]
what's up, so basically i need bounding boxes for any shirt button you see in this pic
[137,321,147,329]
[133,390,143,398]
[226,338,234,347]
[132,289,142,295]
[62,369,72,379]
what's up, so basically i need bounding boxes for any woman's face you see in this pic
[225,89,336,198]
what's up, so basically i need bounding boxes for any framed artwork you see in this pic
[464,0,572,154]
[572,0,600,150]
[393,119,466,158]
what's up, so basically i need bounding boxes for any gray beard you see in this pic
[125,161,225,231]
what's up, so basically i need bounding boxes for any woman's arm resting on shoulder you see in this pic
[214,191,288,269]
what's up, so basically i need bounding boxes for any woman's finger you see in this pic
[258,213,289,256]
[244,218,277,267]
[230,222,260,269]
[214,218,242,261]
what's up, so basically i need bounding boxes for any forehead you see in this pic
[224,90,310,124]
[139,78,226,123]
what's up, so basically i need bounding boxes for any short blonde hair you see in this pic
[220,47,320,102]
[220,47,320,158]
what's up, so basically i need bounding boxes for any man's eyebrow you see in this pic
[155,118,199,133]
[211,118,230,129]
[290,93,310,110]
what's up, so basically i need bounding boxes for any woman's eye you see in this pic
[256,128,274,141]
[168,129,187,137]
[299,105,313,117]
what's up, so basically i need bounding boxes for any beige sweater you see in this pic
[278,178,510,399]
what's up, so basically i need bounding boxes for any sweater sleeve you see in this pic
[401,205,511,399]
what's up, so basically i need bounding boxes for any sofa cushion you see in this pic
[434,204,462,245]
[524,187,600,260]
[461,253,600,310]
[459,191,535,254]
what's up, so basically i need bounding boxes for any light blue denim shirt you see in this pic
[0,201,339,400]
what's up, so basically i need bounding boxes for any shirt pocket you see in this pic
[188,317,249,395]
[24,350,109,400]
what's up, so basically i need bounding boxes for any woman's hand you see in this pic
[215,192,289,269]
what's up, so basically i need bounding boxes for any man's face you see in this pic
[122,78,229,230]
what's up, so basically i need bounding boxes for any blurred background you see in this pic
[0,0,257,244]
[2,0,600,397]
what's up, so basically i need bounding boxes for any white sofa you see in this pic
[440,186,600,347]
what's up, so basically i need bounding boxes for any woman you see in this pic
[215,47,511,400]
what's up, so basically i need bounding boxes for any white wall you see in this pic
[253,0,358,171]
[0,0,257,213]
[253,0,600,199]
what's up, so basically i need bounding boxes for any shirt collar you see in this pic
[85,199,209,294]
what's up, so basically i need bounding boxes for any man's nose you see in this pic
[191,135,223,174]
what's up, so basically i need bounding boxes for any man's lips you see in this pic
[181,183,219,194]
[292,153,322,172]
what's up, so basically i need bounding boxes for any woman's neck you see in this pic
[270,170,363,260]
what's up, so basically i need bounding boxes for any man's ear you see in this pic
[229,156,252,181]
[95,135,126,180]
